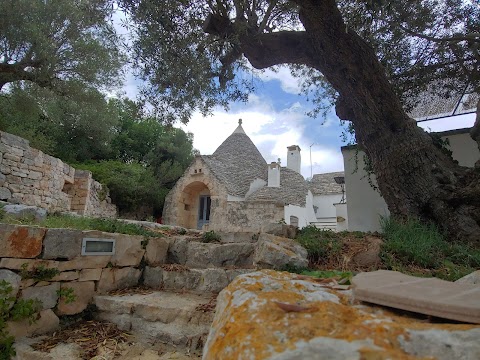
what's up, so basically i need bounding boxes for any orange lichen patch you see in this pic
[6,226,45,258]
[205,270,480,360]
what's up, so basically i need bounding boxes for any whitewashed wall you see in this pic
[312,193,343,222]
[342,128,479,232]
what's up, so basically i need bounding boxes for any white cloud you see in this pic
[257,67,301,94]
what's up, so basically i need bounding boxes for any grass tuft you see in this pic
[380,217,480,281]
[1,213,159,237]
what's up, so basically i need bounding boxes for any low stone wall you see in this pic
[0,224,154,315]
[0,131,116,217]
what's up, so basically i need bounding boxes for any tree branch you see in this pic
[241,31,314,69]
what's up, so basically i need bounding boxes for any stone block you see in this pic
[253,233,308,270]
[261,223,298,239]
[0,258,59,271]
[185,242,254,268]
[3,153,21,162]
[143,266,164,289]
[20,283,60,310]
[198,268,229,293]
[42,228,83,260]
[56,281,95,315]
[0,269,21,310]
[5,174,22,184]
[27,171,43,180]
[0,186,12,200]
[11,170,28,178]
[0,173,5,186]
[162,269,202,291]
[56,256,112,271]
[7,309,59,338]
[352,270,480,324]
[20,279,36,289]
[145,237,170,266]
[2,204,47,222]
[78,268,102,281]
[97,267,141,294]
[0,131,29,150]
[107,233,145,267]
[0,224,46,258]
[455,270,480,285]
[218,232,259,243]
[167,236,189,265]
[51,271,79,281]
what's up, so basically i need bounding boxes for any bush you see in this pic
[202,230,221,243]
[380,217,480,280]
[74,161,168,216]
[295,226,342,266]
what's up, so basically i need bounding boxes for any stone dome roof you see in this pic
[202,123,267,197]
[246,167,309,206]
[309,171,344,195]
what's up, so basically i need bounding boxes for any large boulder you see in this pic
[253,234,308,270]
[2,204,47,222]
[185,242,254,268]
[203,270,480,360]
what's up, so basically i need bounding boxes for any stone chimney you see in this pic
[287,145,301,174]
[268,162,280,187]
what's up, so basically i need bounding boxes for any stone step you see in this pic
[144,265,256,293]
[95,290,215,351]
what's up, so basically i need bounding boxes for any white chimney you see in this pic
[287,145,301,174]
[268,162,280,187]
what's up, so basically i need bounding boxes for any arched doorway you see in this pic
[177,181,211,229]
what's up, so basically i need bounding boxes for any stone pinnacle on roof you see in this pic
[233,118,246,134]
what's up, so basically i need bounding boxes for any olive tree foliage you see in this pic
[121,0,478,121]
[0,0,124,92]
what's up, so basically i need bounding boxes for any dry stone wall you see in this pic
[0,131,116,217]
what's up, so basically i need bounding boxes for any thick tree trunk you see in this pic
[293,0,480,243]
[203,0,480,242]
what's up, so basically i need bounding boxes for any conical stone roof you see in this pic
[202,122,267,197]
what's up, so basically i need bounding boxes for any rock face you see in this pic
[253,234,308,270]
[7,309,60,338]
[202,270,480,360]
[456,270,480,285]
[2,204,47,222]
[0,224,46,258]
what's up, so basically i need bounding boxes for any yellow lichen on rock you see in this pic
[203,270,480,360]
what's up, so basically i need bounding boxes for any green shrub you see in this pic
[20,264,60,282]
[380,217,480,280]
[57,287,77,304]
[202,230,221,243]
[295,226,342,266]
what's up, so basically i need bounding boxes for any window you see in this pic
[290,216,299,227]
